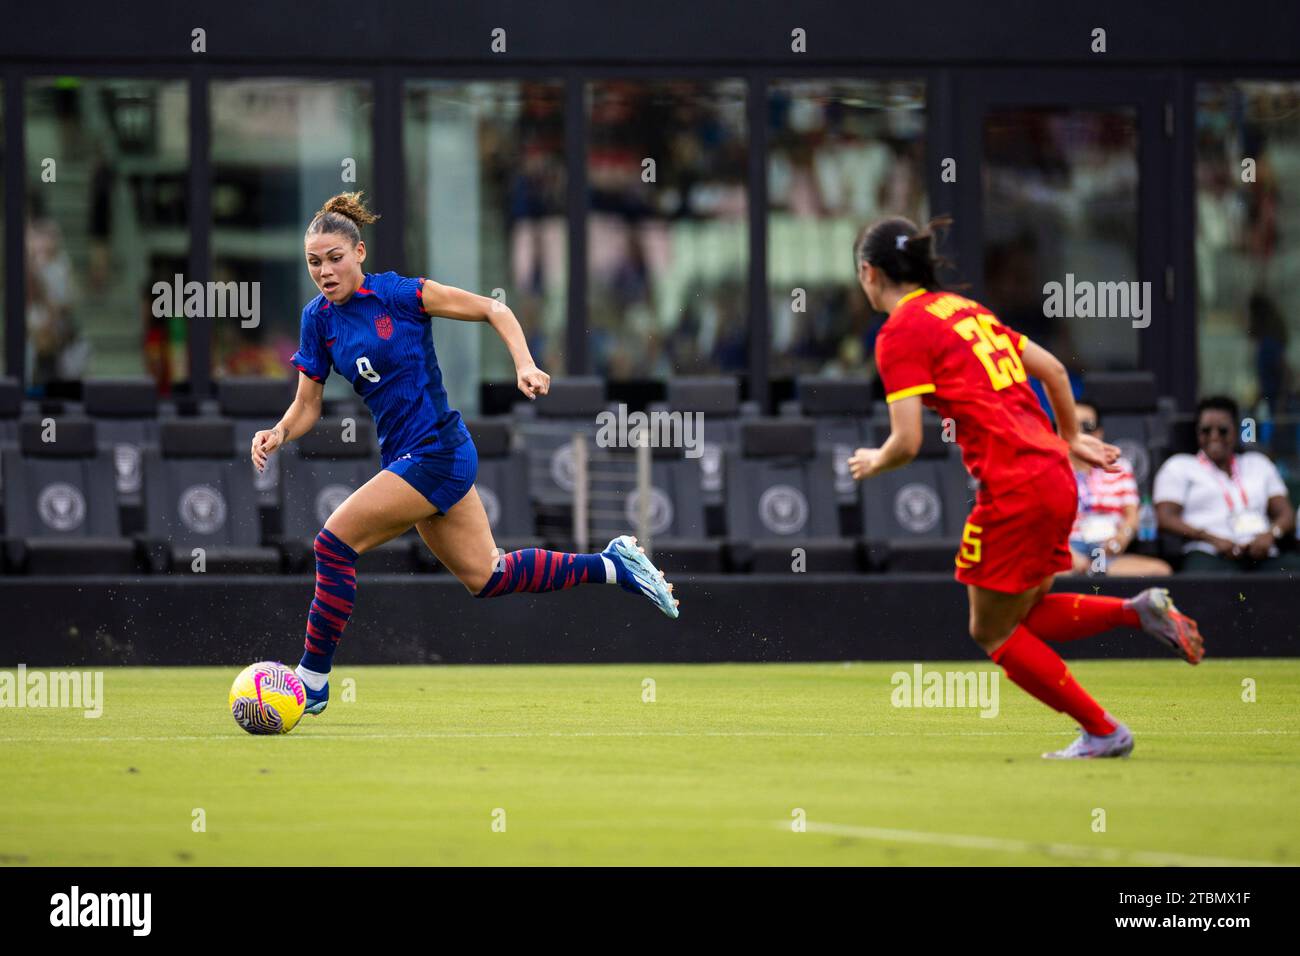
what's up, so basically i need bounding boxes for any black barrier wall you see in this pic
[2,575,1295,666]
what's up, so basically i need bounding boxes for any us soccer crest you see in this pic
[374,313,393,339]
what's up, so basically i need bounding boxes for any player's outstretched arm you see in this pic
[1021,338,1121,472]
[251,372,324,473]
[848,395,923,480]
[420,280,550,401]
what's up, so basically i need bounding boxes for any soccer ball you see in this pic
[229,662,306,735]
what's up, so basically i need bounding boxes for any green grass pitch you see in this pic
[1,660,1297,866]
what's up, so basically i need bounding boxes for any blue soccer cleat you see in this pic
[302,681,329,716]
[1043,716,1134,760]
[603,535,680,619]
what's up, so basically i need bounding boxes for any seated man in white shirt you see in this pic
[1153,395,1297,573]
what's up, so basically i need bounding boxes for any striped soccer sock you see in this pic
[475,549,614,598]
[299,528,359,676]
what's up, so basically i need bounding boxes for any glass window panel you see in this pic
[405,80,566,414]
[0,84,5,373]
[768,79,926,379]
[24,77,189,389]
[586,79,748,379]
[210,79,372,394]
[982,107,1139,374]
[1196,80,1300,416]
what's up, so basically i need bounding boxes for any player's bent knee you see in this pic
[462,556,498,596]
[968,619,1013,653]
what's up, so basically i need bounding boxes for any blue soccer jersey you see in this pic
[291,271,470,467]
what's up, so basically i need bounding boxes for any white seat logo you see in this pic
[758,484,808,535]
[38,483,87,532]
[894,483,942,534]
[179,484,227,534]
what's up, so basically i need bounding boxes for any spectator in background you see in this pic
[1066,401,1171,577]
[25,193,86,385]
[1248,292,1291,415]
[1154,395,1296,572]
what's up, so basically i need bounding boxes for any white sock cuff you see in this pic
[296,665,329,691]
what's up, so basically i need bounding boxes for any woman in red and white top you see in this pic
[1154,395,1296,573]
[1067,401,1171,576]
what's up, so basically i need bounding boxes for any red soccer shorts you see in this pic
[954,456,1077,595]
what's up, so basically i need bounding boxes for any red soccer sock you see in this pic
[1022,593,1140,642]
[989,625,1116,735]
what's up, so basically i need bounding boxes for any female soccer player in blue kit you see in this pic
[250,193,678,715]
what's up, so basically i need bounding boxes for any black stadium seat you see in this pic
[1,417,137,574]
[1082,370,1161,491]
[789,376,876,515]
[217,376,298,512]
[464,418,541,554]
[0,378,22,531]
[140,419,281,574]
[515,378,609,543]
[0,377,21,449]
[860,419,969,572]
[725,419,856,572]
[278,417,418,573]
[82,377,160,534]
[583,439,720,572]
[662,376,753,513]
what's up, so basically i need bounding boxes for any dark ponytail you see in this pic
[854,215,953,290]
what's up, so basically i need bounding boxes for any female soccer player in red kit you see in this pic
[849,217,1204,759]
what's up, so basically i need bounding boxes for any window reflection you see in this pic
[587,79,748,379]
[768,79,926,379]
[405,80,566,412]
[983,108,1139,375]
[1197,81,1300,416]
[24,78,188,390]
[210,79,372,393]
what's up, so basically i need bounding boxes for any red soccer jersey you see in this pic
[874,288,1068,494]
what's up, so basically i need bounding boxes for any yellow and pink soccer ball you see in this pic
[229,661,306,735]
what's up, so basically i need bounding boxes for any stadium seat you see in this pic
[584,440,721,572]
[216,377,298,517]
[82,377,160,535]
[1,417,137,574]
[0,377,21,531]
[515,377,610,542]
[462,418,541,556]
[724,419,856,572]
[662,376,752,514]
[1082,370,1162,492]
[278,416,419,573]
[860,420,968,572]
[140,419,281,574]
[0,377,20,449]
[788,377,876,532]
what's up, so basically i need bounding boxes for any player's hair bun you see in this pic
[306,191,380,245]
[317,191,379,227]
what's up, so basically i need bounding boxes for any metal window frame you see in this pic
[4,58,1298,410]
